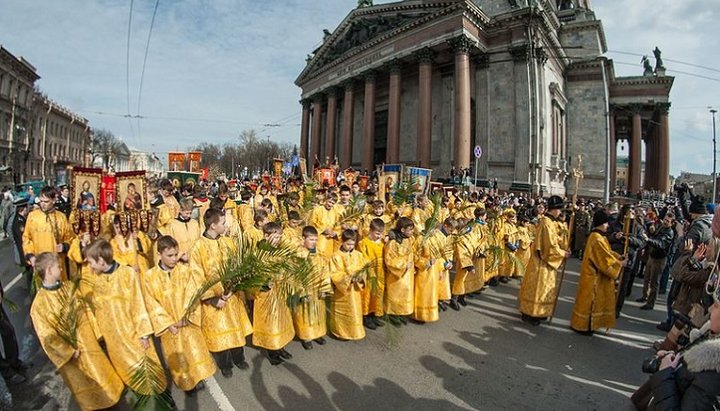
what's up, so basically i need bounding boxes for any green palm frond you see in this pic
[392,178,419,207]
[483,244,527,276]
[302,182,319,213]
[336,197,365,229]
[128,354,173,410]
[48,280,84,349]
[422,193,443,236]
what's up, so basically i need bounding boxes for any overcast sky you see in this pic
[1,0,717,177]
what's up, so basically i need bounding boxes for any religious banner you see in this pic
[358,175,369,191]
[188,151,202,173]
[273,158,284,177]
[168,152,186,172]
[381,164,403,194]
[167,171,201,189]
[429,181,444,195]
[100,174,116,214]
[314,167,336,187]
[343,168,358,186]
[115,171,149,212]
[299,158,308,182]
[407,167,432,194]
[71,167,103,237]
[271,176,282,191]
[201,167,209,181]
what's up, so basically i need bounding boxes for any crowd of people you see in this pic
[3,173,720,409]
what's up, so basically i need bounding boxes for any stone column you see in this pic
[629,105,643,193]
[325,88,337,161]
[415,48,434,169]
[645,132,656,190]
[311,96,323,168]
[449,35,475,171]
[657,103,671,192]
[386,60,402,164]
[609,112,617,191]
[300,99,310,160]
[340,81,355,168]
[362,72,376,172]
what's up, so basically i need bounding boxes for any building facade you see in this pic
[295,0,673,198]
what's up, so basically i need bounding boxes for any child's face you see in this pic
[179,209,193,219]
[159,247,179,269]
[211,215,227,234]
[369,229,383,241]
[401,225,414,238]
[342,239,356,252]
[88,257,111,273]
[373,206,385,216]
[303,234,318,250]
[289,219,301,228]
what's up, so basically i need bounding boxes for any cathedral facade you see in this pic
[295,0,672,198]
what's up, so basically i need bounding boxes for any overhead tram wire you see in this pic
[125,0,136,140]
[91,111,301,127]
[607,49,720,74]
[136,0,161,142]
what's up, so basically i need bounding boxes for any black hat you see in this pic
[689,196,708,215]
[592,209,610,228]
[547,195,564,210]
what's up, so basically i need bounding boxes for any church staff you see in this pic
[518,195,569,326]
[31,253,124,410]
[189,208,253,378]
[570,209,625,335]
[142,236,216,395]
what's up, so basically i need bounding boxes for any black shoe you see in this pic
[640,304,654,310]
[372,317,385,327]
[438,301,447,311]
[521,314,540,326]
[301,341,313,350]
[234,359,249,370]
[488,278,499,287]
[635,297,647,303]
[5,373,25,385]
[657,322,672,332]
[499,277,510,284]
[637,273,644,279]
[268,351,284,366]
[315,337,327,345]
[449,300,461,311]
[221,367,233,378]
[279,348,292,360]
[398,316,408,325]
[659,289,667,295]
[196,381,206,390]
[458,296,468,306]
[12,361,32,372]
[185,387,198,397]
[363,316,377,330]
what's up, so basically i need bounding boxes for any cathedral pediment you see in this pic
[297,2,459,85]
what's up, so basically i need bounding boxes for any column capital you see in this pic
[628,103,644,115]
[656,102,671,114]
[325,87,337,98]
[364,70,376,82]
[341,79,355,91]
[311,94,324,104]
[300,99,311,108]
[509,44,529,62]
[387,59,402,74]
[475,53,490,69]
[448,34,476,55]
[414,47,435,64]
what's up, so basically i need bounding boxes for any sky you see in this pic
[0,0,718,177]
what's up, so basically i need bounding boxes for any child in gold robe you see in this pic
[143,236,216,395]
[384,217,416,325]
[84,239,168,394]
[167,198,201,261]
[281,211,304,250]
[252,222,295,365]
[31,252,124,411]
[189,208,253,378]
[329,229,367,340]
[357,218,386,329]
[293,226,330,350]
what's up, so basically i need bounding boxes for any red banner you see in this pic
[168,152,186,172]
[188,151,202,173]
[101,174,116,213]
[201,167,209,181]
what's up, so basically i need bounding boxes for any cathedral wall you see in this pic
[399,69,419,165]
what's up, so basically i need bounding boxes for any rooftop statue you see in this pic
[653,47,665,70]
[641,56,653,76]
[358,0,373,8]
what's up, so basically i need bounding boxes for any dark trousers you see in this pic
[665,280,681,326]
[212,347,244,371]
[615,266,633,316]
[642,257,666,306]
[0,307,20,377]
[659,249,677,292]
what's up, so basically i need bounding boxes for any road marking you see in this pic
[5,272,23,292]
[205,376,235,411]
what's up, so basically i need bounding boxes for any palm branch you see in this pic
[48,280,85,349]
[128,354,173,410]
[392,178,419,207]
[422,192,443,236]
[301,182,318,213]
[336,197,365,229]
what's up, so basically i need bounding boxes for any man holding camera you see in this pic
[638,212,676,310]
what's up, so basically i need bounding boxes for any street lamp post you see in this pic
[712,108,718,204]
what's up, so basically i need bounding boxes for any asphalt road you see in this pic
[1,240,670,411]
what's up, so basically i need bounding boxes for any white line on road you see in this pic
[5,272,23,292]
[205,376,236,411]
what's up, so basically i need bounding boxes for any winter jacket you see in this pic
[646,225,675,259]
[649,337,720,410]
[671,254,714,316]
